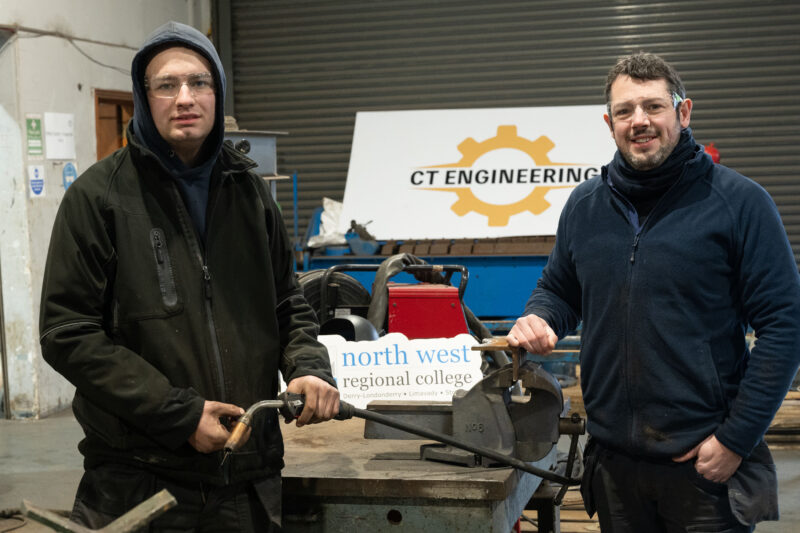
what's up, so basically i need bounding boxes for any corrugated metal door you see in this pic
[226,0,800,265]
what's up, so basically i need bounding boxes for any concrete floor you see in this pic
[1,409,798,532]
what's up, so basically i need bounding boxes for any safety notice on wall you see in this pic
[339,106,616,239]
[28,165,45,198]
[26,114,43,158]
[319,333,483,409]
[44,112,76,160]
[62,162,78,190]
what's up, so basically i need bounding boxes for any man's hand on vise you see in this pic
[672,434,742,483]
[286,375,340,427]
[507,313,558,355]
[188,400,244,454]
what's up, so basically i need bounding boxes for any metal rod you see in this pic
[22,489,177,533]
[231,395,582,487]
[553,432,581,505]
[348,405,581,486]
[101,488,177,532]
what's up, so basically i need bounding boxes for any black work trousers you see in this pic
[70,463,282,532]
[582,441,754,533]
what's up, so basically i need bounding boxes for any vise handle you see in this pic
[472,337,522,381]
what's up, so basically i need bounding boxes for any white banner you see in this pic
[339,106,616,239]
[320,333,484,409]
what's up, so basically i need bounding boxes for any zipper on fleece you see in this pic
[200,179,227,405]
[630,232,641,264]
[150,229,178,307]
[196,178,236,477]
[623,220,648,447]
[168,182,228,404]
[607,166,691,450]
[202,265,212,301]
[618,200,671,448]
[201,262,227,404]
[609,192,644,450]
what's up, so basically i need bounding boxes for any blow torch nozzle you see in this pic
[221,392,353,467]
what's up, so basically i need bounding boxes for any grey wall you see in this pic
[0,0,211,418]
[224,0,800,265]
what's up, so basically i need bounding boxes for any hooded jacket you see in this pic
[39,22,335,484]
[131,20,226,239]
[525,141,800,459]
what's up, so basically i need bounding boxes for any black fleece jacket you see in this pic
[526,143,800,459]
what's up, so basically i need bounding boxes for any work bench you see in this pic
[281,417,558,532]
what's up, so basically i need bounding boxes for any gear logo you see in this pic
[418,125,578,226]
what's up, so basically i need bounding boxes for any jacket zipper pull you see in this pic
[630,233,641,263]
[202,265,212,300]
[153,231,164,264]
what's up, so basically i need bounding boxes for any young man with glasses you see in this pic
[508,52,800,532]
[39,21,339,531]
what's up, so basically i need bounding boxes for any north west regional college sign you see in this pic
[338,106,616,239]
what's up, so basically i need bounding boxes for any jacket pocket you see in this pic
[230,409,284,478]
[697,342,726,411]
[727,440,779,525]
[580,437,599,517]
[72,463,157,521]
[687,462,728,495]
[113,226,183,324]
[150,228,178,308]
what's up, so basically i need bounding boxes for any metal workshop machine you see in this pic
[263,256,586,532]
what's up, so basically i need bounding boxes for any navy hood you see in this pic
[130,21,226,177]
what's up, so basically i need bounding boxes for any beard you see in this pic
[619,123,681,171]
[621,142,673,170]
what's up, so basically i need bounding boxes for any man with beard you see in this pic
[508,53,800,531]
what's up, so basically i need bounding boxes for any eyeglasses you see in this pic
[145,73,215,99]
[609,92,684,122]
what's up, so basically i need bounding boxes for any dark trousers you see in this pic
[70,463,282,532]
[582,441,753,533]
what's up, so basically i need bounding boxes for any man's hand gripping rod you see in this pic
[222,391,581,486]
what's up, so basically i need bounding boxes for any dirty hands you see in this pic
[189,400,244,453]
[673,434,742,483]
[286,375,340,427]
[507,314,559,355]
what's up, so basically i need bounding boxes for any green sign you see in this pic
[26,117,43,157]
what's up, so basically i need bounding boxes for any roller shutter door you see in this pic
[225,0,800,265]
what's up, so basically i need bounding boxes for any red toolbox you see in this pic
[387,283,469,339]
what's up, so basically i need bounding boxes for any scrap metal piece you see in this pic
[22,489,176,533]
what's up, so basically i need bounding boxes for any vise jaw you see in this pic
[420,361,563,467]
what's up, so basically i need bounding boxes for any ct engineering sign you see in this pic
[414,125,601,227]
[339,106,616,239]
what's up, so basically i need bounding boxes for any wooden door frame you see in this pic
[94,89,134,159]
